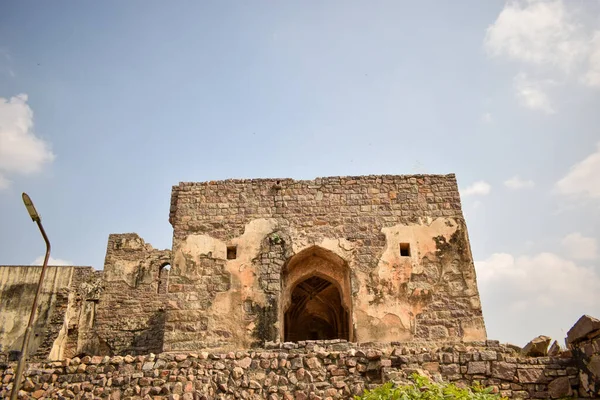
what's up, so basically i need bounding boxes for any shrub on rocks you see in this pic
[354,374,504,400]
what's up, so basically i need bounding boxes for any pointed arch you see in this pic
[280,246,353,342]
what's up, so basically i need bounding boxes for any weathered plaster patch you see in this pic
[227,218,278,302]
[352,218,465,342]
[317,238,356,260]
[104,260,142,285]
[178,234,226,260]
[0,266,74,357]
[176,219,279,349]
[379,218,459,278]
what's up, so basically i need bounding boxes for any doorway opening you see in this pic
[284,275,349,341]
[281,246,352,342]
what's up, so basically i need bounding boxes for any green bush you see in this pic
[354,374,505,400]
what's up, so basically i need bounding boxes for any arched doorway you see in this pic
[281,246,352,342]
[285,275,349,341]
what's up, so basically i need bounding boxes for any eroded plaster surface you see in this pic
[0,266,74,357]
[0,174,487,359]
[164,175,486,350]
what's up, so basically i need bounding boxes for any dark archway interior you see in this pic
[284,275,349,342]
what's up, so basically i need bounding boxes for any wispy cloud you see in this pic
[484,0,600,112]
[0,48,16,78]
[514,73,555,113]
[476,250,600,344]
[461,181,492,196]
[555,142,600,200]
[0,174,10,190]
[504,175,535,190]
[561,232,598,260]
[582,32,600,87]
[31,256,73,266]
[484,0,590,73]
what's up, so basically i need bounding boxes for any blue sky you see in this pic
[1,0,599,347]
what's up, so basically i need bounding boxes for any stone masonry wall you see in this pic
[567,315,600,397]
[0,266,101,362]
[91,234,172,356]
[59,268,104,360]
[572,333,600,398]
[165,175,486,351]
[0,341,580,399]
[0,266,104,362]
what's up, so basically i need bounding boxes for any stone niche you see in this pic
[163,175,487,351]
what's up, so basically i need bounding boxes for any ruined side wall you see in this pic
[0,266,97,361]
[0,266,73,359]
[91,234,171,356]
[166,175,486,351]
[572,334,600,397]
[568,316,600,397]
[54,267,104,360]
[0,341,579,399]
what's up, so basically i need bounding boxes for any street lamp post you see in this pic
[10,193,51,400]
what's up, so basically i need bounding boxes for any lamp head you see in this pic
[22,193,40,222]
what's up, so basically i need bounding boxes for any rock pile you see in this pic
[0,340,579,399]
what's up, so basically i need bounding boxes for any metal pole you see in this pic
[10,195,51,400]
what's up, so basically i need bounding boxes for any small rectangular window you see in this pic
[227,245,237,260]
[400,243,411,257]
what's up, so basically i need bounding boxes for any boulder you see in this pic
[547,340,561,357]
[505,343,522,353]
[522,335,552,357]
[548,376,572,399]
[566,315,600,347]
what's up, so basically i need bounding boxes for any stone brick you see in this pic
[548,376,572,398]
[491,362,517,380]
[517,368,545,383]
[467,361,486,375]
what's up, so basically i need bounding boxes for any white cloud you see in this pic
[31,256,73,266]
[0,94,55,189]
[555,142,600,200]
[461,181,491,196]
[477,252,600,307]
[561,232,598,260]
[481,112,493,123]
[504,175,535,189]
[485,0,600,113]
[476,251,600,344]
[484,0,588,73]
[514,73,555,113]
[582,32,600,87]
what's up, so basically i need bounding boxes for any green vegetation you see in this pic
[270,233,283,244]
[354,374,504,400]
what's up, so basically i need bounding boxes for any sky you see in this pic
[0,0,599,348]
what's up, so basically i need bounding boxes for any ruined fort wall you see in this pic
[0,341,582,399]
[0,266,97,361]
[165,175,486,351]
[91,234,171,356]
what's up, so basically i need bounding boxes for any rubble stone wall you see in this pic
[0,341,580,400]
[572,334,600,397]
[91,234,172,356]
[567,315,600,397]
[166,175,486,351]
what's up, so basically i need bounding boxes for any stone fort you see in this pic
[1,174,598,399]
